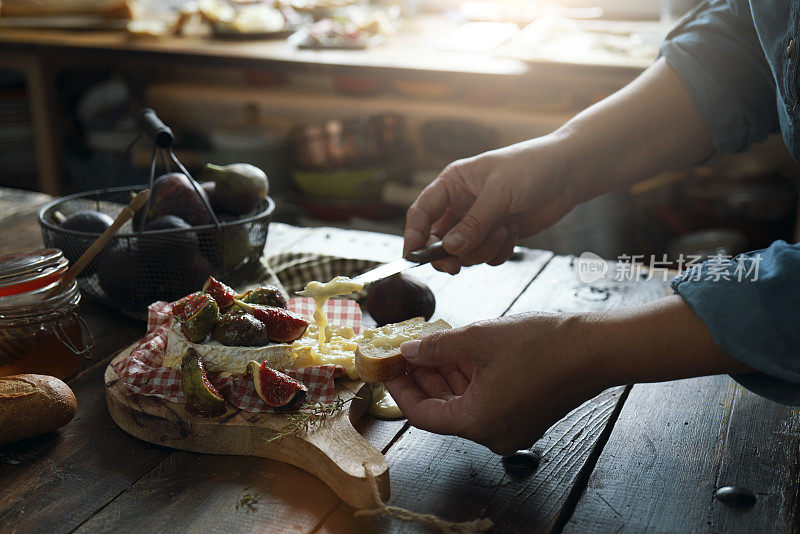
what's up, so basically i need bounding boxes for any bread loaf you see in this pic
[355,317,451,382]
[0,374,77,446]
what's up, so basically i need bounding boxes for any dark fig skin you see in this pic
[146,172,214,227]
[200,213,254,272]
[212,313,271,347]
[201,181,221,214]
[204,163,268,215]
[140,215,200,258]
[60,210,113,233]
[96,244,154,305]
[242,285,287,309]
[56,210,114,272]
[365,272,435,326]
[136,214,211,303]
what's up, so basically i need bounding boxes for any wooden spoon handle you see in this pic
[48,190,149,297]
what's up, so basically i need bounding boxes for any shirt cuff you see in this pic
[671,252,800,405]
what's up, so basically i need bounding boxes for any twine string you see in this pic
[354,463,494,534]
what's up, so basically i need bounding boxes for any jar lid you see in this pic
[0,249,68,298]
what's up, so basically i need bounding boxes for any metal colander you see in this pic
[38,109,275,319]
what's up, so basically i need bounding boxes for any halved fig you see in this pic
[246,360,307,411]
[201,276,238,309]
[182,347,226,417]
[172,292,219,343]
[235,300,308,343]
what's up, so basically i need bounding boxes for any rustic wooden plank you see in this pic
[0,345,169,534]
[73,452,343,534]
[564,376,800,533]
[322,254,669,532]
[0,194,50,255]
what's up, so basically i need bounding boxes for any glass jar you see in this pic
[0,249,93,379]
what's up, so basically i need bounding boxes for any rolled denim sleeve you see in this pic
[671,241,800,404]
[660,0,779,157]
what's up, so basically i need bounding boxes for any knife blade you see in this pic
[350,240,450,286]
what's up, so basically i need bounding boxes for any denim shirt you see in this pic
[662,3,800,403]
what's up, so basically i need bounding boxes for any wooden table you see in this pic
[2,187,798,533]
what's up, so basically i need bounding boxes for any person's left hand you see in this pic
[384,312,603,455]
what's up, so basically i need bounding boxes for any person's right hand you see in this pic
[404,135,579,274]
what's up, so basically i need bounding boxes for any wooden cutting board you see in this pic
[105,344,389,509]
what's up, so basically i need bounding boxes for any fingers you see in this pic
[401,326,481,368]
[441,182,509,257]
[439,364,471,396]
[487,224,519,266]
[431,223,517,271]
[385,374,464,435]
[403,174,453,256]
[409,367,456,400]
[457,225,507,267]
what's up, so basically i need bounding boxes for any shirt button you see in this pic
[788,39,795,56]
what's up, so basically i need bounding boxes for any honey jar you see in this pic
[0,249,93,379]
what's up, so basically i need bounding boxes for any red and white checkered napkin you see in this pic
[112,298,362,413]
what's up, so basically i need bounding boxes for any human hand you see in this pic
[403,136,578,274]
[385,295,754,455]
[384,313,602,455]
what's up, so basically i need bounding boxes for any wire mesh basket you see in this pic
[38,109,276,319]
[39,187,274,318]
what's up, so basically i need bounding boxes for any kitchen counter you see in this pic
[0,16,647,195]
[3,187,794,533]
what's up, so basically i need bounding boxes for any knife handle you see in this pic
[404,241,451,264]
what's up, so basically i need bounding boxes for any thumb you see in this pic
[401,327,480,368]
[442,190,508,256]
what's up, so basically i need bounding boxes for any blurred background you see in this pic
[0,0,797,262]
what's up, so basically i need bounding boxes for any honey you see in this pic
[0,249,92,379]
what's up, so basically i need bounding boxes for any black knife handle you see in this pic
[404,241,450,264]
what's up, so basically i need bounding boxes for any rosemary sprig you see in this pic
[264,395,358,446]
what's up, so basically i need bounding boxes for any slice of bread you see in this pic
[355,317,451,383]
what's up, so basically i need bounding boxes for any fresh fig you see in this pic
[365,273,435,326]
[204,163,268,215]
[172,292,219,343]
[246,360,307,411]
[211,312,271,347]
[140,215,200,258]
[200,214,254,272]
[142,172,214,227]
[234,300,308,343]
[96,244,153,306]
[201,181,221,213]
[242,285,287,309]
[181,347,226,417]
[201,276,238,308]
[56,210,114,272]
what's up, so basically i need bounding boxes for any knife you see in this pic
[350,241,451,286]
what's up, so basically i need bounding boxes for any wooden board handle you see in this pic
[260,398,390,509]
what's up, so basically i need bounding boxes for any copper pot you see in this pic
[291,114,406,170]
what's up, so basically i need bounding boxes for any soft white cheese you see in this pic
[163,319,294,375]
[361,317,427,350]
